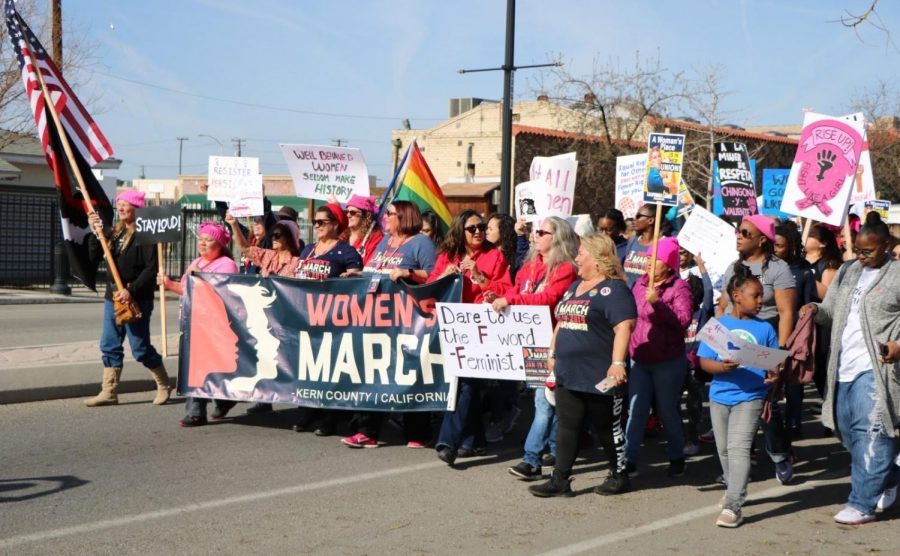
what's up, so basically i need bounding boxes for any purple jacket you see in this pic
[629,273,694,364]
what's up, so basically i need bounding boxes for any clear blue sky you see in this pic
[52,0,900,185]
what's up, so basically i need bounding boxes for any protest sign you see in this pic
[850,140,876,205]
[643,133,685,207]
[760,169,792,218]
[134,204,182,245]
[436,303,553,381]
[780,112,866,226]
[280,144,370,202]
[697,318,789,370]
[615,153,647,219]
[715,142,757,222]
[515,181,540,222]
[207,156,260,203]
[529,153,578,217]
[227,173,264,217]
[676,180,696,218]
[864,199,891,220]
[179,273,463,411]
[677,205,738,285]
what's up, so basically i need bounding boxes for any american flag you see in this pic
[5,0,115,290]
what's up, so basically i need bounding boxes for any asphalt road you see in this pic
[1,393,897,555]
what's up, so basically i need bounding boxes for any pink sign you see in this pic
[792,119,863,217]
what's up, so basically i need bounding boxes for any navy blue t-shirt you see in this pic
[296,241,362,279]
[553,278,637,395]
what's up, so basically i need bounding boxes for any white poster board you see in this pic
[697,318,789,370]
[849,141,876,205]
[528,152,578,217]
[677,205,738,286]
[207,156,260,203]
[279,144,370,202]
[228,174,265,217]
[436,303,553,381]
[615,153,648,219]
[515,181,540,222]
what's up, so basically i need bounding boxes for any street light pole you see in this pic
[197,134,224,154]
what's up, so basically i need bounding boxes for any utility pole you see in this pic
[139,165,146,179]
[232,137,245,156]
[176,137,188,175]
[51,0,62,66]
[458,0,560,213]
[331,139,348,147]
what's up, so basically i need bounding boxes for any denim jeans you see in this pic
[437,378,485,452]
[835,371,900,514]
[625,355,687,464]
[711,398,764,513]
[760,399,790,464]
[99,298,162,369]
[522,387,557,467]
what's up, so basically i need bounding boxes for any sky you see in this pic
[39,0,900,186]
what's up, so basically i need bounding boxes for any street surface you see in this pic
[1,392,898,555]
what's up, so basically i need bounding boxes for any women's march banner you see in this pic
[780,112,865,226]
[178,273,462,412]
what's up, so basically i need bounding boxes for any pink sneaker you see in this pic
[406,441,427,449]
[341,433,378,449]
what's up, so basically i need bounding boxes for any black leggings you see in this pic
[554,386,625,476]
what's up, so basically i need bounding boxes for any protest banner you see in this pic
[760,169,792,218]
[642,133,685,207]
[207,156,260,203]
[715,142,757,222]
[515,181,540,222]
[615,153,647,219]
[436,303,553,381]
[677,205,738,285]
[529,152,578,217]
[134,204,182,245]
[864,199,891,220]
[280,144,370,203]
[179,273,463,411]
[227,174,264,217]
[849,140,876,205]
[697,318,789,370]
[780,112,866,226]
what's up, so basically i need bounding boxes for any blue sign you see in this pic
[761,169,792,218]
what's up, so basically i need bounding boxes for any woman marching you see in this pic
[528,233,636,497]
[343,195,384,266]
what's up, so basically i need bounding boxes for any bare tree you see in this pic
[834,0,896,51]
[850,80,900,200]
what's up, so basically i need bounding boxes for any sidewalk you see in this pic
[0,287,106,305]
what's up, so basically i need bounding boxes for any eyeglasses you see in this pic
[270,232,284,240]
[736,228,756,239]
[464,223,488,234]
[346,210,363,217]
[635,213,652,220]
[852,247,876,258]
[534,230,553,237]
[313,219,332,228]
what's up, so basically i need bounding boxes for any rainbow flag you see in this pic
[392,141,452,233]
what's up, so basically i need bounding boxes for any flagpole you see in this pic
[155,193,168,357]
[19,23,129,296]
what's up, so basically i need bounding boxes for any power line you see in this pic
[91,69,444,122]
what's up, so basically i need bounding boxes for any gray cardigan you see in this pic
[814,259,900,436]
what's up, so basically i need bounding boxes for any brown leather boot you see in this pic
[148,364,172,405]
[84,367,122,407]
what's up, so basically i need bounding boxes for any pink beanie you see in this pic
[115,189,146,208]
[650,237,680,272]
[743,214,775,242]
[347,194,377,214]
[198,221,231,247]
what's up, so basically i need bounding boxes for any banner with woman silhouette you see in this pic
[178,273,462,411]
[780,112,866,226]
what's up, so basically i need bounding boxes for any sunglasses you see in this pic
[313,219,332,228]
[270,232,284,240]
[736,228,756,239]
[534,230,553,237]
[852,247,876,258]
[464,223,487,234]
[635,213,653,220]
[346,209,363,217]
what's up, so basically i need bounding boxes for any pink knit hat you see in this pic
[649,237,680,272]
[347,194,377,214]
[197,221,231,247]
[742,214,775,242]
[115,189,146,208]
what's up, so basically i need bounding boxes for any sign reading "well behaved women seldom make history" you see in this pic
[178,273,463,412]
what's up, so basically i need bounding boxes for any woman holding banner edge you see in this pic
[431,209,513,465]
[484,216,579,481]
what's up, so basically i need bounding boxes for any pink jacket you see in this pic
[629,273,694,364]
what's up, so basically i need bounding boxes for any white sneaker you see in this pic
[877,485,897,511]
[683,442,700,457]
[833,506,876,525]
